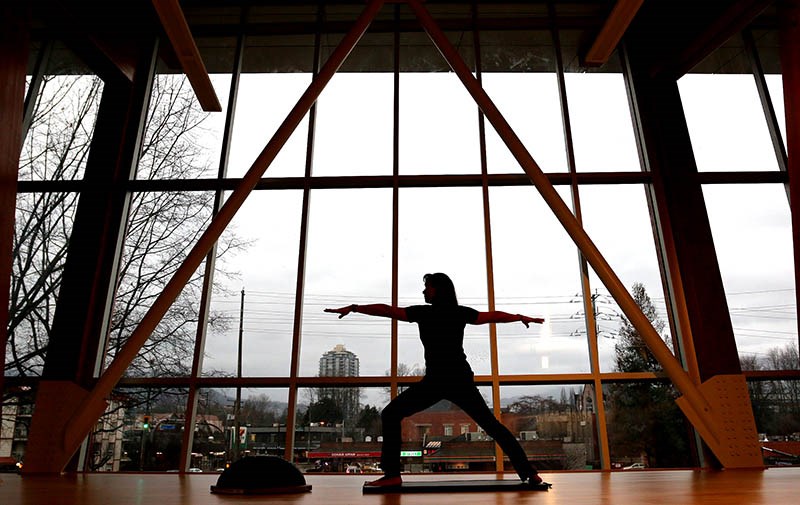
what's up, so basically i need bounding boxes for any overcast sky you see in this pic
[183,70,795,408]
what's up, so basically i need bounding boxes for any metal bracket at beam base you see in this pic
[675,374,763,468]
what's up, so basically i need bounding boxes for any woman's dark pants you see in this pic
[379,379,536,479]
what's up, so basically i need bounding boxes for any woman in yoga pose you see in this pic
[325,272,546,488]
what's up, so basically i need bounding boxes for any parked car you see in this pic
[623,463,646,470]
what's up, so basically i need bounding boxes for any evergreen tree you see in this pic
[606,282,692,468]
[355,405,382,440]
[613,283,666,373]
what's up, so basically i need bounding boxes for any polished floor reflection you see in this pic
[2,468,797,505]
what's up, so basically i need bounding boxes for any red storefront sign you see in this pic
[307,451,382,459]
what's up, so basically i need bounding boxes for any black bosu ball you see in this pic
[210,456,312,495]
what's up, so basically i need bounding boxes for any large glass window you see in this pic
[8,193,79,376]
[489,186,589,374]
[19,75,103,181]
[748,378,800,466]
[578,185,672,372]
[0,387,34,467]
[13,15,794,477]
[85,387,189,472]
[108,191,214,378]
[192,387,291,467]
[300,188,393,377]
[500,384,598,470]
[564,72,640,172]
[228,73,312,178]
[679,74,780,172]
[603,382,693,469]
[398,187,490,375]
[135,74,231,180]
[313,73,393,177]
[203,191,303,377]
[296,386,387,472]
[482,73,567,174]
[399,73,481,175]
[703,184,796,370]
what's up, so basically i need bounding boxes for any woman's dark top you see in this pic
[405,304,479,382]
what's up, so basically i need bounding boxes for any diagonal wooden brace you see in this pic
[23,0,386,474]
[405,0,762,468]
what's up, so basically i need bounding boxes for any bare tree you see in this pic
[6,74,248,469]
[7,74,244,380]
[745,342,800,438]
[382,362,425,401]
[103,75,247,378]
[8,75,100,376]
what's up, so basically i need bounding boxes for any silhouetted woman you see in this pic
[325,272,546,488]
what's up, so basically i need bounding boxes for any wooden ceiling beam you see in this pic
[584,0,644,66]
[151,0,221,112]
[651,0,773,80]
[37,1,140,84]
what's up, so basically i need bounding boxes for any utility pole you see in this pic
[233,288,244,461]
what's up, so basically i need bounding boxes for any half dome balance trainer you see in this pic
[210,456,312,495]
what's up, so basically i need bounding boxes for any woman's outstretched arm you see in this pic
[474,311,544,327]
[325,304,409,321]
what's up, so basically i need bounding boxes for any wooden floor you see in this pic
[2,469,797,505]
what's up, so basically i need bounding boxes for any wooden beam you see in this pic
[779,0,800,364]
[0,2,29,403]
[652,0,773,79]
[584,0,644,66]
[39,2,139,84]
[151,0,221,112]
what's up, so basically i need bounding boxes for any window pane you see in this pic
[193,387,237,470]
[565,73,640,172]
[604,382,693,468]
[194,387,291,466]
[203,190,303,377]
[401,386,495,474]
[703,184,796,370]
[20,75,103,181]
[136,74,231,180]
[482,73,567,174]
[489,186,590,374]
[298,387,387,472]
[86,387,188,472]
[679,74,779,171]
[398,188,490,375]
[229,73,312,178]
[500,384,599,470]
[313,73,393,177]
[301,189,393,377]
[748,378,800,466]
[8,192,78,376]
[578,185,672,372]
[0,387,34,469]
[108,191,213,378]
[400,74,480,175]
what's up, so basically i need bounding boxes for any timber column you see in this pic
[622,44,755,467]
[0,2,30,401]
[623,47,742,383]
[24,39,158,473]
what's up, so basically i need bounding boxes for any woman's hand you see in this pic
[519,315,544,328]
[324,305,357,319]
